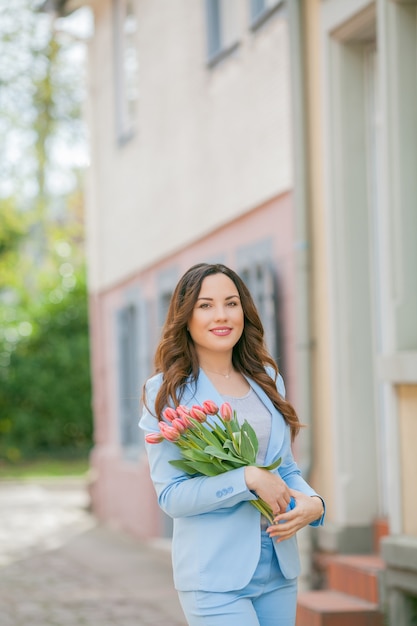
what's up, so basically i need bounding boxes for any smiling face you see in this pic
[187,273,244,362]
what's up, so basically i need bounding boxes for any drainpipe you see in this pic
[287,0,313,481]
[286,0,315,591]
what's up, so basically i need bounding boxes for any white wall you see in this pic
[86,0,292,291]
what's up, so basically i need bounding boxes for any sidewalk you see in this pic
[0,478,186,626]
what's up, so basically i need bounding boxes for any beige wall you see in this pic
[303,0,335,518]
[306,0,417,546]
[398,384,417,536]
[86,1,293,292]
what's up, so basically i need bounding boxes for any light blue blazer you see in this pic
[139,369,324,592]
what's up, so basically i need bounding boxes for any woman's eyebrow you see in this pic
[196,295,240,301]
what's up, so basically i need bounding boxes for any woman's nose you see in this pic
[213,305,227,320]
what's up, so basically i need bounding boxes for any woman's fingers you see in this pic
[267,491,323,540]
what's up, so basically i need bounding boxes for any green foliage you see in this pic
[0,2,92,463]
[409,594,417,626]
[0,199,27,260]
[0,271,92,461]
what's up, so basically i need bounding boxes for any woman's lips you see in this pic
[210,327,232,336]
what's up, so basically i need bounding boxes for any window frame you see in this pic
[249,0,284,32]
[236,241,281,364]
[112,0,139,145]
[115,289,148,460]
[205,0,240,68]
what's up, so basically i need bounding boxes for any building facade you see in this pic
[293,0,417,622]
[75,0,308,541]
[50,0,417,621]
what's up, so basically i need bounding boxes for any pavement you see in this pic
[0,477,187,626]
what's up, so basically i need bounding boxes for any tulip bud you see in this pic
[190,405,207,423]
[177,406,193,424]
[177,404,191,415]
[172,417,186,434]
[159,422,180,442]
[177,414,193,429]
[145,432,164,444]
[163,407,178,422]
[202,400,219,415]
[219,402,233,422]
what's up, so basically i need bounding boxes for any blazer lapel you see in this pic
[181,369,224,411]
[189,369,226,411]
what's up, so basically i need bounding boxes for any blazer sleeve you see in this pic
[139,376,257,519]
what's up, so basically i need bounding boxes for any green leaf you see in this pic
[169,459,198,474]
[223,440,236,453]
[232,431,241,455]
[203,445,247,465]
[241,420,258,458]
[181,448,215,463]
[240,429,256,464]
[261,456,282,471]
[183,430,209,450]
[209,422,228,443]
[169,458,223,476]
[197,424,225,448]
[229,416,241,433]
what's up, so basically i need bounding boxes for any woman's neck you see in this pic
[199,359,250,396]
[198,354,234,378]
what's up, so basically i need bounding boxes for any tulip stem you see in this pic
[251,499,274,524]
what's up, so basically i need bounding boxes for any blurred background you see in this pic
[1,1,416,624]
[0,1,92,472]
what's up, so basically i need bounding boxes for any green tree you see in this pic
[0,0,93,462]
[0,273,92,461]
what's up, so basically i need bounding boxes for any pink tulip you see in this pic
[177,404,191,416]
[163,407,178,422]
[202,400,218,415]
[177,405,193,425]
[190,405,207,423]
[172,417,186,434]
[159,422,180,442]
[145,432,164,444]
[219,402,233,422]
[177,414,193,429]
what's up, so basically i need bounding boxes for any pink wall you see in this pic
[88,191,296,539]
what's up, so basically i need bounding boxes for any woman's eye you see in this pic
[199,303,210,309]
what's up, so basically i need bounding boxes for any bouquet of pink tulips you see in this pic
[145,400,282,523]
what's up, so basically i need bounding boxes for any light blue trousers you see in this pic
[177,530,298,626]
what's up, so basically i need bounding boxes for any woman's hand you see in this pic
[266,489,324,541]
[245,466,291,516]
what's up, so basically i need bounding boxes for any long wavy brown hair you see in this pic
[144,263,301,440]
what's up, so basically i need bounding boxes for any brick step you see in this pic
[327,554,385,604]
[296,590,385,626]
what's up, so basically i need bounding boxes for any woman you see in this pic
[140,263,324,626]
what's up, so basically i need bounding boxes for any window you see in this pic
[249,0,283,30]
[113,0,138,143]
[157,267,179,331]
[237,243,281,363]
[205,0,239,66]
[116,302,141,457]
